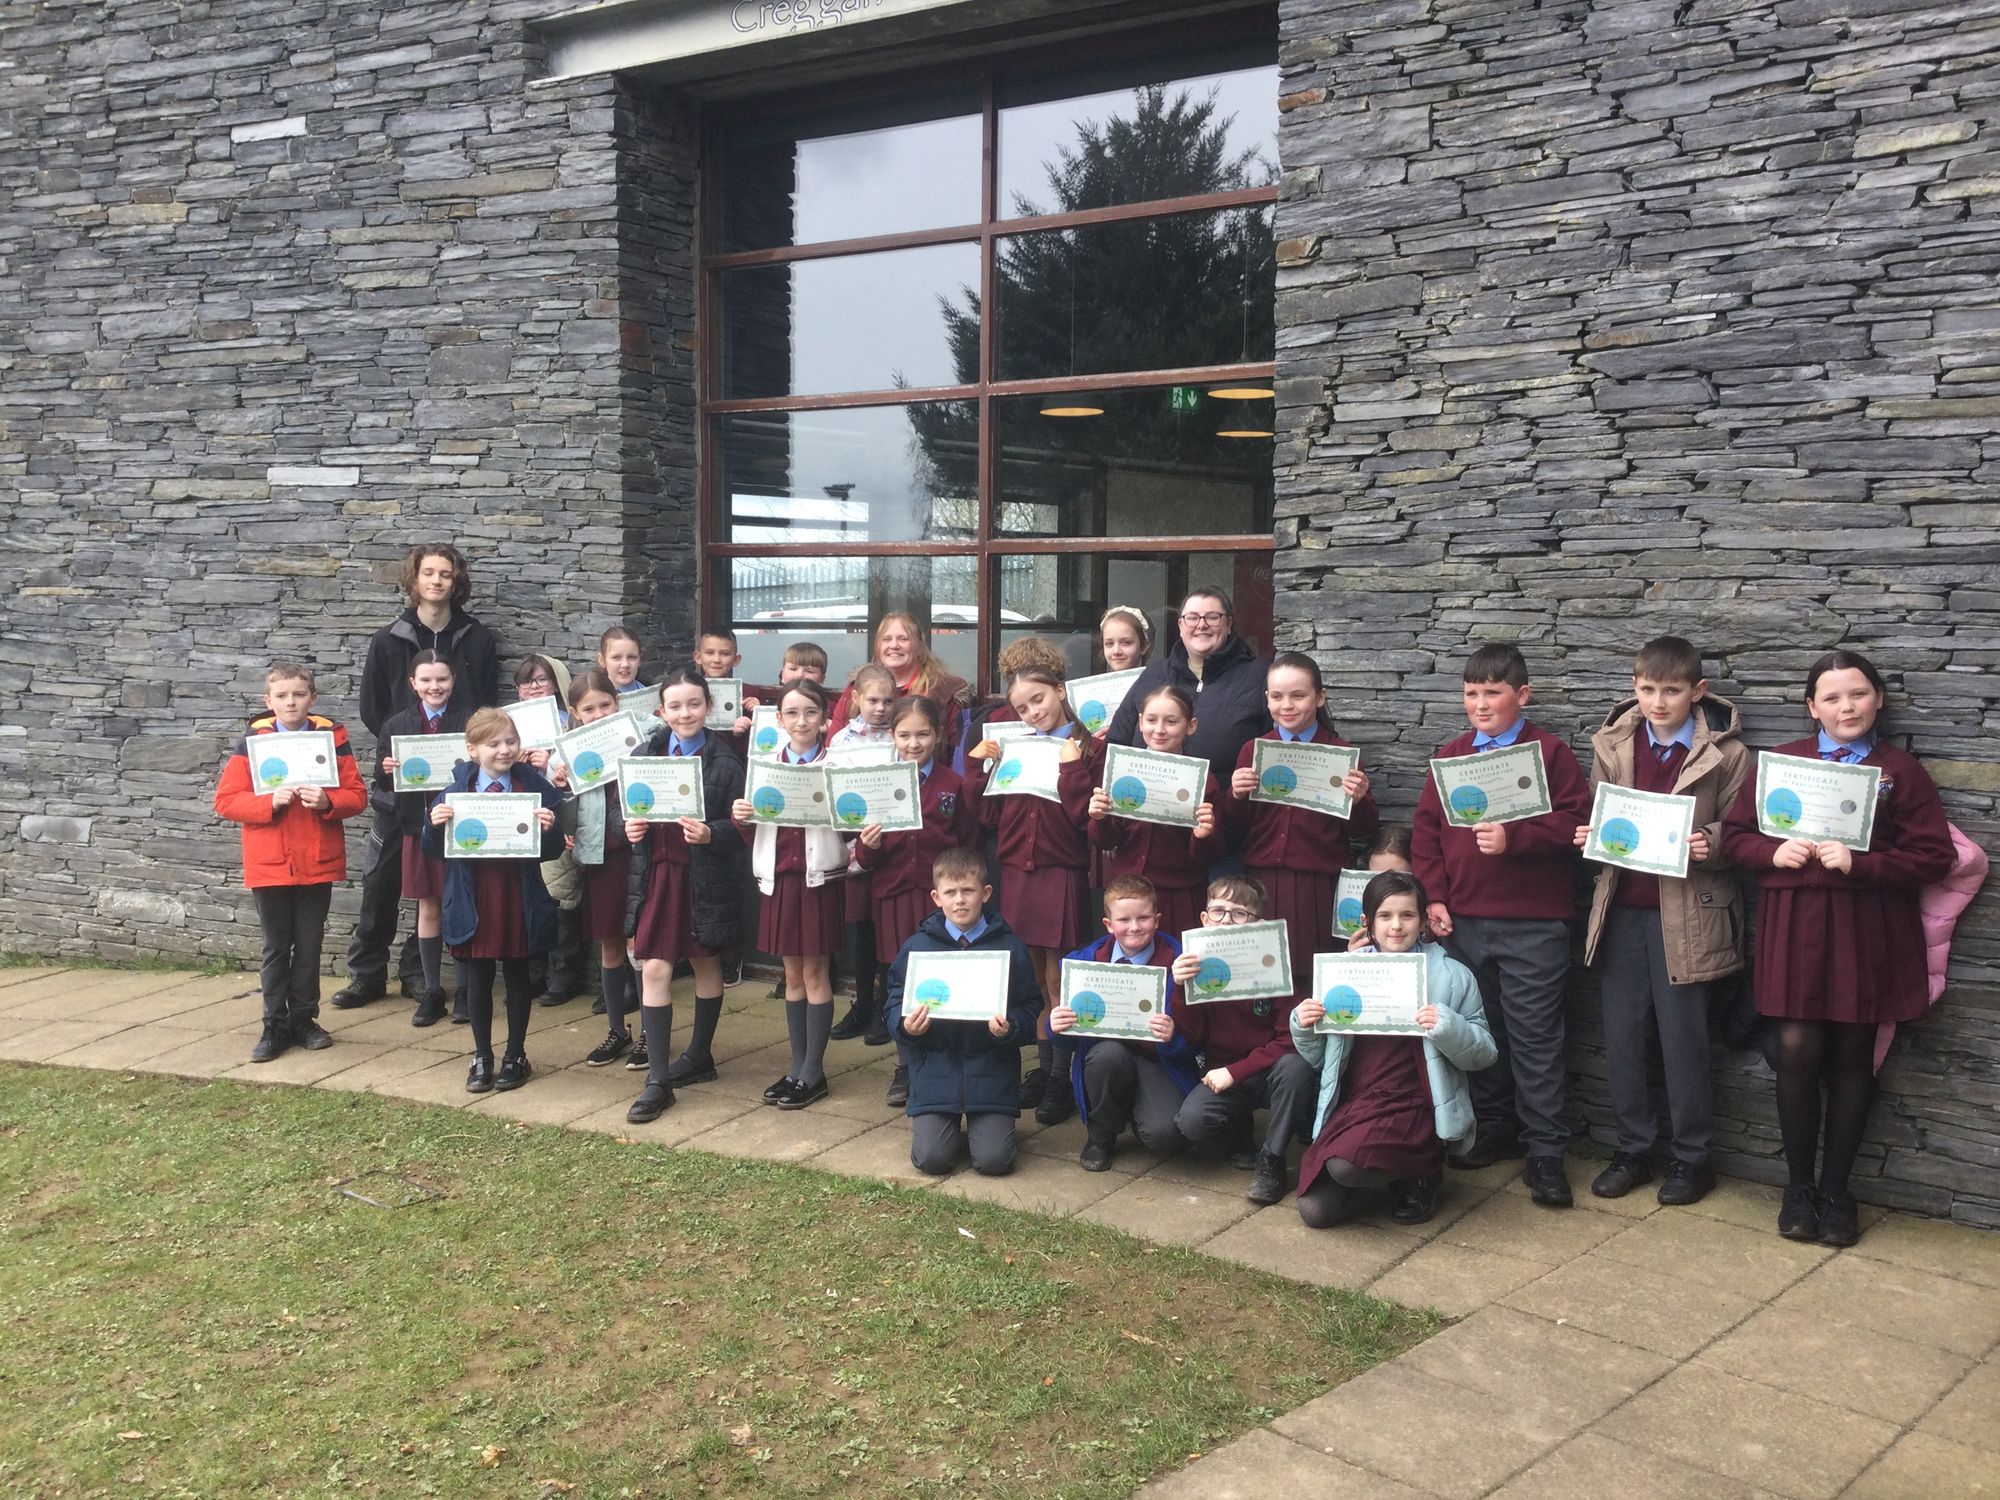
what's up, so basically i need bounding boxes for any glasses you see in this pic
[1203,903,1258,923]
[1179,612,1230,626]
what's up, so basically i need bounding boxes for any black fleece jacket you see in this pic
[358,606,501,737]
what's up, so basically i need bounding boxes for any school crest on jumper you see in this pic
[938,792,958,818]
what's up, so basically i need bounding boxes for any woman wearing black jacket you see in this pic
[1105,590,1271,783]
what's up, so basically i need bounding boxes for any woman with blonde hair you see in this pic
[828,611,971,753]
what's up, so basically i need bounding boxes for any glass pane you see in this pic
[718,93,983,251]
[717,404,978,545]
[994,385,1273,539]
[998,53,1278,220]
[991,550,1274,683]
[718,556,982,690]
[720,243,981,399]
[993,207,1273,382]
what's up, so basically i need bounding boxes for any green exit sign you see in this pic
[1170,386,1201,412]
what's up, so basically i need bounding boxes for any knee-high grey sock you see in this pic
[800,1002,834,1087]
[642,1004,674,1089]
[785,1000,808,1079]
[688,994,723,1061]
[418,935,443,992]
[602,965,628,1035]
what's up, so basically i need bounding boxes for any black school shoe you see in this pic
[495,1054,532,1092]
[627,1082,675,1123]
[1523,1156,1573,1208]
[1657,1159,1716,1207]
[1817,1190,1861,1248]
[411,990,448,1028]
[1018,1065,1047,1111]
[828,999,872,1042]
[1035,1078,1077,1127]
[1590,1152,1655,1200]
[1079,1128,1117,1173]
[293,1018,333,1051]
[777,1077,828,1111]
[249,1022,292,1064]
[451,991,470,1025]
[465,1054,495,1094]
[1778,1182,1821,1241]
[536,986,579,1008]
[1247,1149,1289,1206]
[763,1074,798,1104]
[885,1064,909,1109]
[1391,1174,1442,1225]
[664,1050,720,1086]
[624,1040,649,1072]
[1448,1129,1526,1171]
[863,1010,892,1047]
[329,979,384,1010]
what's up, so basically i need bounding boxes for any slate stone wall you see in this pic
[0,4,697,964]
[1273,0,2000,1221]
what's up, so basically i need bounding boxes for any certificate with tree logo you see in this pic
[1429,742,1551,826]
[1332,867,1374,938]
[1060,960,1168,1041]
[251,730,340,790]
[985,735,1065,804]
[1250,739,1359,820]
[1311,953,1428,1036]
[443,792,543,859]
[1584,783,1696,879]
[618,756,704,822]
[903,948,1010,1024]
[1067,668,1144,735]
[825,761,922,832]
[555,712,646,792]
[389,734,467,794]
[745,758,830,828]
[703,677,743,732]
[1755,752,1880,850]
[747,705,783,761]
[1179,919,1294,1004]
[1102,744,1206,828]
[501,697,563,752]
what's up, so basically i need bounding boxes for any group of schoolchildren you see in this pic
[216,560,1965,1251]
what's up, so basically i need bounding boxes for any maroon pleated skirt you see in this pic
[631,857,713,963]
[999,862,1089,951]
[581,847,632,944]
[1752,886,1929,1024]
[874,886,934,963]
[758,872,843,957]
[401,837,445,902]
[449,861,530,960]
[1298,1035,1441,1192]
[1250,865,1332,997]
[844,868,874,924]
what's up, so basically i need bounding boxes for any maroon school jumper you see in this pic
[854,760,977,962]
[1227,727,1381,993]
[1298,1036,1441,1191]
[1090,769,1226,938]
[1411,721,1593,921]
[1721,737,1953,1023]
[967,729,1101,950]
[1613,736,1687,911]
[1175,981,1295,1085]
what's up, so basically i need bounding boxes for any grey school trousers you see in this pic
[1447,915,1572,1160]
[1598,905,1715,1164]
[1175,1051,1315,1158]
[911,1112,1017,1177]
[254,884,333,1026]
[1082,1042,1187,1153]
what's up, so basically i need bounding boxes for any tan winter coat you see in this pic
[1582,693,1750,986]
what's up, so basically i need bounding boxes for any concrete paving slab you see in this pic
[1505,1170,1665,1220]
[1138,1427,1432,1499]
[1596,1362,1897,1500]
[677,1100,878,1165]
[369,1056,483,1108]
[567,1089,759,1148]
[0,966,63,990]
[139,1029,273,1080]
[0,1019,135,1064]
[335,1011,473,1052]
[1348,1177,1492,1244]
[311,1046,462,1093]
[1916,1356,2000,1453]
[1275,1359,1564,1498]
[1142,1148,1261,1194]
[1847,1210,2000,1290]
[1366,1240,1555,1319]
[44,1024,195,1071]
[0,969,206,1011]
[1681,1174,1886,1238]
[1589,1207,1830,1302]
[1844,1432,2000,1499]
[1434,1188,1627,1267]
[1502,1249,1762,1359]
[929,1148,1127,1217]
[464,1065,635,1128]
[1078,1176,1260,1247]
[1699,1304,1973,1425]
[221,1042,398,1087]
[1399,1305,1673,1430]
[1770,1251,2000,1359]
[807,1119,945,1190]
[1200,1205,1419,1289]
[1487,1432,1783,1500]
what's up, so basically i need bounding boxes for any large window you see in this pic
[702,34,1279,693]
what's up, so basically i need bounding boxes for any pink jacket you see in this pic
[1877,822,1989,1070]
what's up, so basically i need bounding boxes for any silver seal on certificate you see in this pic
[389,734,467,794]
[1430,741,1552,826]
[1755,751,1881,851]
[1584,783,1697,879]
[745,758,830,828]
[1312,952,1428,1035]
[703,677,743,731]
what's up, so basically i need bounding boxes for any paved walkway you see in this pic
[2,962,1997,1498]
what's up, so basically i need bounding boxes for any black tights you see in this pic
[1297,1174,1360,1230]
[1773,1019,1876,1197]
[850,920,879,1010]
[462,958,533,1060]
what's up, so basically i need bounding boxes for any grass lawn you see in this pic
[0,1065,1434,1498]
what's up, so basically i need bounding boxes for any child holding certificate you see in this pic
[1290,872,1495,1228]
[856,696,979,1107]
[622,670,748,1122]
[598,626,647,700]
[373,651,468,1027]
[731,679,849,1110]
[1052,876,1197,1171]
[965,666,1102,1127]
[1722,650,1954,1247]
[1411,643,1592,1209]
[1225,653,1379,992]
[883,848,1044,1178]
[1573,636,1749,1209]
[213,663,368,1063]
[421,709,564,1094]
[1168,875,1318,1207]
[1088,684,1223,936]
[546,671,640,1069]
[828,664,900,1046]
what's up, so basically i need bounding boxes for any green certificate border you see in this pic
[1180,918,1294,1004]
[745,758,831,828]
[1429,741,1552,826]
[389,734,466,794]
[1249,738,1358,820]
[1102,743,1207,828]
[825,761,923,833]
[1754,751,1880,851]
[1311,952,1429,1035]
[1584,782,1696,879]
[904,948,1011,1024]
[618,756,705,823]
[442,792,543,860]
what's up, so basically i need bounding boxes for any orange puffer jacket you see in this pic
[213,713,368,887]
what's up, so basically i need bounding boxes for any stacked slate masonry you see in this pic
[0,5,696,959]
[2,0,1997,1220]
[1272,0,2000,1221]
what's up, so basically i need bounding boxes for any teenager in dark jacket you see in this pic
[1105,590,1270,783]
[336,543,501,1010]
[883,848,1044,1178]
